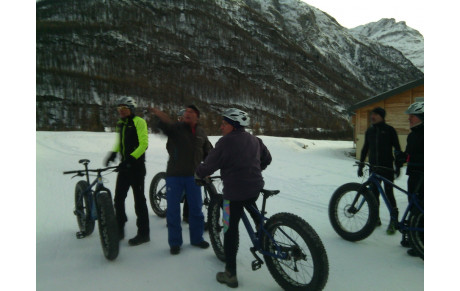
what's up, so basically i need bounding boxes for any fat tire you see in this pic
[329,182,378,241]
[263,212,329,291]
[75,180,95,236]
[207,194,239,262]
[95,190,119,261]
[149,172,167,218]
[408,209,424,259]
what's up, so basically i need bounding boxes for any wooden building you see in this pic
[349,78,424,160]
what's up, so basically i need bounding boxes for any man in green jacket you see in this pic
[104,97,150,246]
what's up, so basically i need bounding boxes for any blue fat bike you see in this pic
[328,162,424,259]
[205,177,329,291]
[63,159,120,261]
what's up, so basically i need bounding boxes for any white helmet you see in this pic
[222,108,250,127]
[405,102,423,114]
[117,96,137,109]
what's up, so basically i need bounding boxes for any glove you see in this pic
[104,152,117,166]
[395,167,401,178]
[357,164,364,177]
[194,173,210,186]
[119,155,136,170]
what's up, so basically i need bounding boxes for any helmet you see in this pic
[405,102,424,114]
[222,108,250,127]
[117,96,137,109]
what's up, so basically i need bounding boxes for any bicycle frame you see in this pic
[359,170,424,232]
[75,172,107,221]
[240,197,292,261]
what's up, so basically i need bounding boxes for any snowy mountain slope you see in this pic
[350,18,424,72]
[36,132,423,291]
[36,0,422,135]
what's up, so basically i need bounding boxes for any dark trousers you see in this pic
[408,172,424,203]
[114,165,150,237]
[369,169,397,211]
[223,196,259,277]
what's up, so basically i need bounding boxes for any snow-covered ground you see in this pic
[36,132,423,291]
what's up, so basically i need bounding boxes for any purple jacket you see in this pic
[196,128,272,201]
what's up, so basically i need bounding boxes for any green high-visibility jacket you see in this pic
[112,114,148,163]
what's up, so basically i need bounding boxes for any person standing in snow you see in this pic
[104,97,150,246]
[396,102,424,256]
[150,105,212,255]
[358,107,402,234]
[195,108,272,288]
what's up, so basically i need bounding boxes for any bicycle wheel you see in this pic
[328,182,378,241]
[263,212,329,291]
[149,172,167,218]
[202,182,217,231]
[207,194,239,262]
[408,209,424,259]
[74,180,95,236]
[95,190,119,261]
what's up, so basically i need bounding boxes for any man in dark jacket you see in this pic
[151,105,212,255]
[195,108,272,288]
[396,102,424,256]
[359,107,402,234]
[104,97,150,246]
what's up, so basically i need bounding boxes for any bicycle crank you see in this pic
[76,231,87,239]
[250,247,264,271]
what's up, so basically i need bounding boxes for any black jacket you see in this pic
[157,120,212,176]
[360,122,401,167]
[405,123,424,174]
[196,128,272,201]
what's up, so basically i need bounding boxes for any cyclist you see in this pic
[195,108,272,288]
[104,97,150,246]
[396,101,424,256]
[151,105,212,255]
[358,107,402,234]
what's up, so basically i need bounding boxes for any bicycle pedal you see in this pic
[251,260,263,271]
[76,231,87,239]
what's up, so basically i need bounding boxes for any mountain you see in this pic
[36,0,423,137]
[350,18,424,72]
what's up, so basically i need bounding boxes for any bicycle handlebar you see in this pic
[63,166,119,175]
[355,161,395,173]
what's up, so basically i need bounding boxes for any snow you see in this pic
[36,131,423,291]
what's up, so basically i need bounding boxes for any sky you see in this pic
[302,0,427,35]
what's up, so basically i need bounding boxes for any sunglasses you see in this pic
[117,105,129,111]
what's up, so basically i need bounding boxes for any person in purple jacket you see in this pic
[195,108,272,288]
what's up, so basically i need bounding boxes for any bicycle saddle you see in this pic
[79,159,90,164]
[261,189,280,198]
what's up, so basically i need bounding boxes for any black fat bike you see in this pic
[63,159,119,261]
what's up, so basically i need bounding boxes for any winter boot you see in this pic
[375,217,382,227]
[407,248,418,257]
[386,208,398,235]
[128,234,150,246]
[192,240,210,249]
[118,223,125,241]
[400,232,411,248]
[216,271,238,288]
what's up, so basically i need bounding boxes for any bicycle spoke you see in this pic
[269,225,314,285]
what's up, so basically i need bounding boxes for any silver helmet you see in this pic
[117,96,137,109]
[222,108,250,127]
[405,102,424,115]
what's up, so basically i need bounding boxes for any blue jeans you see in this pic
[166,176,204,247]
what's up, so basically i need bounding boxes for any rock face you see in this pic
[36,0,423,137]
[350,18,424,72]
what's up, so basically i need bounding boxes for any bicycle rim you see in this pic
[336,191,371,233]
